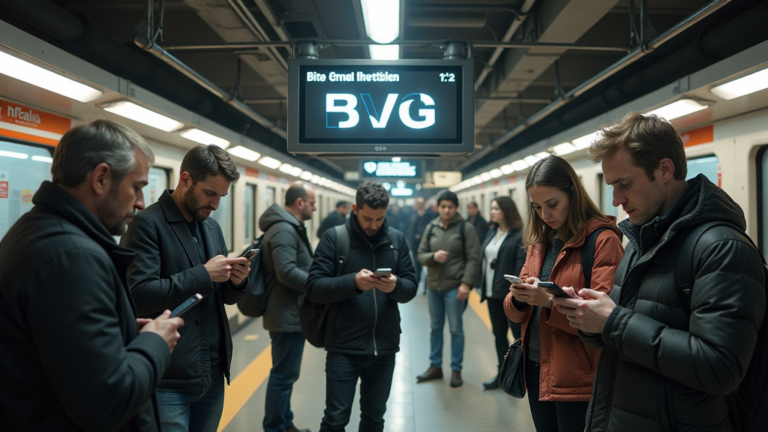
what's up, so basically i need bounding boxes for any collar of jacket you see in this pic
[348,210,391,248]
[618,174,745,255]
[258,203,303,231]
[158,189,219,265]
[481,226,519,251]
[429,212,465,229]
[31,181,136,270]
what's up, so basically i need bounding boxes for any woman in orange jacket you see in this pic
[504,156,624,432]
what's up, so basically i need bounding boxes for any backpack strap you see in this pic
[581,227,609,288]
[460,221,466,258]
[333,225,351,277]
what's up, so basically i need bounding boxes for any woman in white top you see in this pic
[474,196,526,389]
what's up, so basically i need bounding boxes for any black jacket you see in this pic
[122,190,245,387]
[317,210,346,240]
[469,214,490,246]
[581,175,765,432]
[260,204,313,333]
[474,227,526,300]
[407,210,435,251]
[306,215,418,356]
[0,182,169,431]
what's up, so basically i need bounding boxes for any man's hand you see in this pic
[552,288,617,333]
[136,318,152,330]
[456,283,471,300]
[510,277,553,308]
[434,250,449,263]
[355,269,377,291]
[229,257,250,286]
[373,274,398,293]
[140,310,184,354]
[204,255,243,282]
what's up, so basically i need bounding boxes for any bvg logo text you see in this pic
[325,93,435,129]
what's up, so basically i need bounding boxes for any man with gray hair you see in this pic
[123,144,250,431]
[0,120,183,431]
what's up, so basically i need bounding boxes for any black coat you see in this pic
[306,215,418,356]
[0,182,169,431]
[469,214,490,247]
[317,210,346,240]
[122,190,245,387]
[407,210,436,251]
[474,227,526,300]
[581,175,765,432]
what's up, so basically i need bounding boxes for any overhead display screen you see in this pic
[288,59,474,155]
[359,160,424,182]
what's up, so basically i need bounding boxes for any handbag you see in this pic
[498,339,526,398]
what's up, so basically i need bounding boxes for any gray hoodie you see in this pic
[259,204,314,333]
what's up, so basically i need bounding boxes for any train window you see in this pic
[598,173,618,217]
[508,189,516,200]
[211,184,233,252]
[142,167,170,207]
[244,184,257,244]
[266,186,276,208]
[687,155,719,185]
[0,140,53,240]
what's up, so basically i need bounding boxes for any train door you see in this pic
[687,155,720,186]
[211,184,234,252]
[244,184,257,245]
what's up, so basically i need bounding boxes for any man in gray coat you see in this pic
[261,182,316,432]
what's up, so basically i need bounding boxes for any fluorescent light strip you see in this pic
[490,169,502,178]
[361,0,400,43]
[646,99,709,121]
[500,164,515,175]
[711,68,768,100]
[289,166,303,177]
[511,160,529,171]
[369,44,400,60]
[572,131,602,149]
[227,146,261,161]
[279,163,295,175]
[258,156,282,169]
[180,128,229,148]
[0,150,28,159]
[31,155,53,163]
[480,172,492,182]
[310,175,321,184]
[102,101,183,132]
[0,51,103,103]
[300,171,313,181]
[553,143,576,155]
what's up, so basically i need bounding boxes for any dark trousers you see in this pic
[320,352,396,432]
[525,357,589,432]
[487,298,521,370]
[263,332,306,432]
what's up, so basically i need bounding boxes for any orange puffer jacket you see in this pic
[504,216,624,402]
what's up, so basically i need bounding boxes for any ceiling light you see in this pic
[511,160,529,171]
[101,101,183,132]
[31,155,53,163]
[310,175,321,184]
[369,44,400,60]
[490,169,502,178]
[361,0,399,44]
[535,152,550,160]
[258,156,282,169]
[279,163,295,174]
[180,128,229,148]
[0,150,28,159]
[646,99,709,121]
[572,131,602,149]
[0,51,103,103]
[500,164,515,175]
[553,142,576,155]
[289,166,303,177]
[711,68,768,100]
[524,155,540,166]
[300,171,313,181]
[227,145,261,161]
[480,172,492,182]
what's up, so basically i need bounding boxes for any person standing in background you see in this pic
[317,200,350,240]
[467,201,489,246]
[407,197,436,294]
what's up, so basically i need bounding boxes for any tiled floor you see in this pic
[224,293,536,432]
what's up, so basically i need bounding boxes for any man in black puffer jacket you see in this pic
[553,113,765,432]
[306,182,418,432]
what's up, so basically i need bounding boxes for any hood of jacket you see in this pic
[259,203,302,231]
[428,212,464,229]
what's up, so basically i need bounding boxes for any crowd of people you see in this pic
[0,112,765,432]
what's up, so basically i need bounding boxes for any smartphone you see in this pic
[239,248,259,263]
[538,282,572,298]
[170,294,204,318]
[374,268,392,279]
[504,274,523,285]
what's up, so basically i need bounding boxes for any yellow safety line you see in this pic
[217,345,273,431]
[468,290,493,331]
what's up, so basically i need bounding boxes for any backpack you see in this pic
[300,224,400,348]
[580,227,609,288]
[674,221,768,432]
[236,221,290,318]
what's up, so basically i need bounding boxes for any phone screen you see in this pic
[504,275,523,284]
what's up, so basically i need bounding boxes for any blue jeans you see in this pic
[155,368,225,432]
[320,352,396,432]
[264,332,306,432]
[427,287,466,371]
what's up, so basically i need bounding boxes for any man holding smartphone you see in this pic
[122,145,249,432]
[306,182,418,432]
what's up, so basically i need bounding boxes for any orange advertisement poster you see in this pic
[0,100,71,146]
[681,125,714,148]
[246,167,259,178]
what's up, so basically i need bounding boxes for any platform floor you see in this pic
[219,291,536,432]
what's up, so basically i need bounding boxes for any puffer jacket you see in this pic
[581,174,765,432]
[306,215,418,356]
[503,216,624,401]
[417,213,481,291]
[259,204,313,333]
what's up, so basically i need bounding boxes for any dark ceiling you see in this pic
[2,0,766,182]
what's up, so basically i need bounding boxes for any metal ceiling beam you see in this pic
[457,0,732,171]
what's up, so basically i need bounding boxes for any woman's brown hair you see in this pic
[493,196,523,231]
[523,156,608,246]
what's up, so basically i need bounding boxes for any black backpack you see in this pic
[300,225,400,348]
[674,221,768,432]
[236,221,288,318]
[580,227,610,288]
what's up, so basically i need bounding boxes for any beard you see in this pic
[183,185,215,221]
[98,185,136,236]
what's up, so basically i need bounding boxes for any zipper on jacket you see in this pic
[364,236,380,356]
